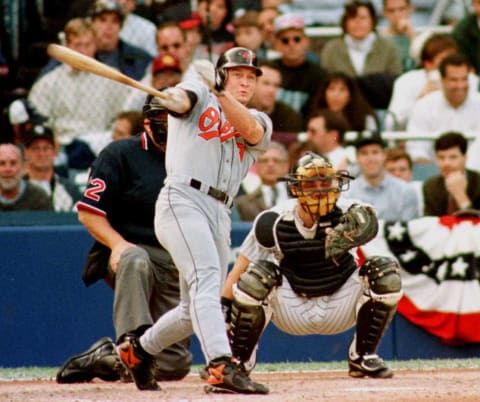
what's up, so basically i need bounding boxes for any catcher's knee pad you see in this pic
[360,256,402,305]
[236,260,282,303]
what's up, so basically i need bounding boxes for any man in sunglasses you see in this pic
[271,14,327,128]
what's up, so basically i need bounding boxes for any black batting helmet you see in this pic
[216,47,262,87]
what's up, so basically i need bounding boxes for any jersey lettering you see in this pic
[197,107,239,142]
[84,178,106,202]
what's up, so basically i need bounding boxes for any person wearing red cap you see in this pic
[122,53,182,111]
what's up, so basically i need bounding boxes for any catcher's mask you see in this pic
[143,94,168,145]
[282,152,353,217]
[216,47,262,87]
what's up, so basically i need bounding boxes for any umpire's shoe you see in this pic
[117,336,159,391]
[204,356,269,394]
[348,354,394,378]
[56,337,128,383]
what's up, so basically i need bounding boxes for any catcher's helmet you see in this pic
[216,47,262,87]
[283,152,353,217]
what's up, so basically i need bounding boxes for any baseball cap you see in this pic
[89,0,125,22]
[23,124,55,147]
[152,53,182,74]
[8,99,47,125]
[274,14,305,35]
[344,130,387,149]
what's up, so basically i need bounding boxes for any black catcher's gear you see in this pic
[215,47,262,91]
[237,260,282,301]
[352,256,402,375]
[228,260,282,363]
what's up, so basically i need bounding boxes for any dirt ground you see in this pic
[1,368,479,402]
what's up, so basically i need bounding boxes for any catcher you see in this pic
[221,152,403,379]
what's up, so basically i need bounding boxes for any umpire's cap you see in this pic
[143,94,166,118]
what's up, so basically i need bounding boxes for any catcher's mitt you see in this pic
[325,204,378,259]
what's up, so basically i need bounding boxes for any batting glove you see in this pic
[193,59,225,96]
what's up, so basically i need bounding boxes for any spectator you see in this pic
[117,0,158,57]
[6,98,47,145]
[0,143,53,211]
[345,131,420,221]
[28,18,130,164]
[320,1,402,109]
[111,110,144,141]
[123,53,183,111]
[286,139,318,170]
[270,14,327,125]
[305,109,356,171]
[257,7,280,51]
[386,34,478,130]
[380,0,417,72]
[23,124,82,212]
[58,95,192,385]
[423,131,480,216]
[179,16,203,63]
[90,0,152,80]
[452,0,480,75]
[156,21,191,74]
[310,72,380,132]
[248,62,303,139]
[195,0,235,62]
[406,53,480,164]
[232,11,265,58]
[235,141,290,221]
[384,146,424,214]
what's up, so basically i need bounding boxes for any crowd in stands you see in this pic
[1,0,480,220]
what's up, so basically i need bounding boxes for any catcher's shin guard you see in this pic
[229,300,266,363]
[228,260,281,363]
[355,256,403,356]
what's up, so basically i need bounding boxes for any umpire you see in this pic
[56,95,192,383]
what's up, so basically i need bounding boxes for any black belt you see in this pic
[189,178,232,207]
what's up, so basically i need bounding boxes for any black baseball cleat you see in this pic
[56,337,128,383]
[203,356,269,394]
[348,354,394,378]
[117,336,159,391]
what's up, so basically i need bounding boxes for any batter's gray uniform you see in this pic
[141,78,272,362]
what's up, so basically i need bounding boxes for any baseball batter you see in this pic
[61,96,191,386]
[221,153,403,380]
[117,47,272,394]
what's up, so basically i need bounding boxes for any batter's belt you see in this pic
[167,175,234,208]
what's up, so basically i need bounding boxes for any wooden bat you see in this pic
[47,43,167,99]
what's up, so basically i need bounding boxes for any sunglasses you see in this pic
[280,36,302,45]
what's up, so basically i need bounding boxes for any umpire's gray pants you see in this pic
[112,245,192,379]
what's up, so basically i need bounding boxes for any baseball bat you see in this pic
[47,43,167,99]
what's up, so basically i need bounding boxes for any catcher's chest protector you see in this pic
[274,209,358,297]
